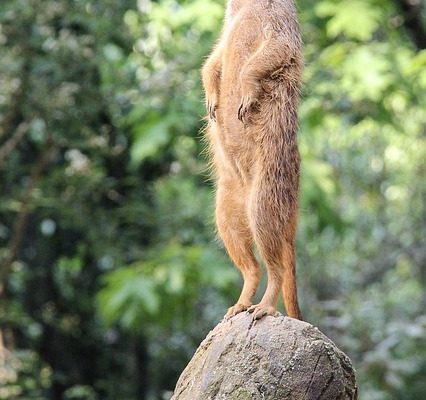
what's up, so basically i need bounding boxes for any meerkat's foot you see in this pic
[225,303,250,319]
[247,303,279,320]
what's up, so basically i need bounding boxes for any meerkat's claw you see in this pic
[210,104,217,121]
[247,303,279,320]
[237,103,245,122]
[206,92,218,121]
[238,98,251,123]
[238,94,257,124]
[225,303,251,319]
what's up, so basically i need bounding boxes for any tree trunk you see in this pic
[172,313,358,400]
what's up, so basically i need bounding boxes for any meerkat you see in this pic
[202,0,303,320]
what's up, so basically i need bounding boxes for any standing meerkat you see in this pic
[202,0,303,320]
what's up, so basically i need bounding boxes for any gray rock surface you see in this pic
[172,313,358,399]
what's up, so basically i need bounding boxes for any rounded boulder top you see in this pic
[172,313,358,400]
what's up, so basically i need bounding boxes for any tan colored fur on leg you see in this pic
[202,0,303,321]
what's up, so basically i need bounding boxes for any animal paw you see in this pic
[206,92,218,121]
[247,303,279,320]
[237,84,259,124]
[225,303,250,319]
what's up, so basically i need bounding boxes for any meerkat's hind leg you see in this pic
[216,179,261,319]
[224,236,261,319]
[248,241,302,321]
[247,265,282,320]
[247,183,289,320]
[221,228,260,319]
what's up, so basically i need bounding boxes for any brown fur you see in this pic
[202,0,303,320]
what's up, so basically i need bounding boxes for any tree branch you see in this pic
[0,122,30,169]
[0,136,56,297]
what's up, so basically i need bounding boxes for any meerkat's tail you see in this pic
[281,242,303,320]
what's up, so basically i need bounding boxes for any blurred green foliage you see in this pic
[0,0,425,399]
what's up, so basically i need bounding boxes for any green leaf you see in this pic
[130,115,171,165]
[316,0,380,41]
[341,45,392,101]
[97,264,161,328]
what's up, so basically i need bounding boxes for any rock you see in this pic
[172,313,358,399]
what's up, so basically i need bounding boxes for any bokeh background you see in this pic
[0,0,425,399]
